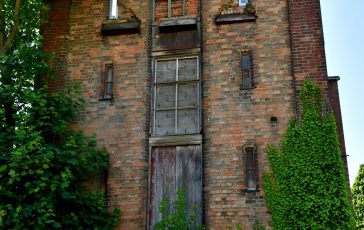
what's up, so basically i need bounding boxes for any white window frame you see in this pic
[238,0,248,7]
[109,0,118,19]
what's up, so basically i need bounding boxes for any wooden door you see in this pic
[149,145,202,228]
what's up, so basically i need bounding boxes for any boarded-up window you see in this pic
[245,146,257,190]
[149,145,202,228]
[153,57,200,136]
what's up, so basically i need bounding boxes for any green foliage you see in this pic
[0,0,119,229]
[0,82,120,229]
[352,164,364,228]
[154,188,204,230]
[263,80,355,229]
[252,220,266,230]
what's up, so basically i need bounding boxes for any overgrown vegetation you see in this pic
[0,0,118,228]
[155,188,203,230]
[263,80,355,229]
[352,164,364,228]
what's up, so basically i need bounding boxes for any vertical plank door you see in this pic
[149,145,202,229]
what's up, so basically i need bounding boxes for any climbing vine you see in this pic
[352,164,364,228]
[263,80,355,229]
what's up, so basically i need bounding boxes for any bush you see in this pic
[154,188,203,230]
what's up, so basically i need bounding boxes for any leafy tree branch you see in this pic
[0,0,21,56]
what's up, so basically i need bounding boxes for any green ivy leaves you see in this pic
[352,164,364,228]
[0,0,119,227]
[263,80,355,229]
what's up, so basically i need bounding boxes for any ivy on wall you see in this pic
[352,164,364,228]
[263,80,355,229]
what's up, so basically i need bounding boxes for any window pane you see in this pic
[156,85,175,109]
[105,82,113,97]
[178,58,198,81]
[156,60,176,83]
[177,83,197,108]
[177,109,198,134]
[155,110,175,135]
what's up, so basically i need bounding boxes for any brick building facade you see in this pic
[42,0,349,229]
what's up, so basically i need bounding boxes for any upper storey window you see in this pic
[153,0,199,22]
[238,0,248,6]
[109,0,118,19]
[152,57,200,136]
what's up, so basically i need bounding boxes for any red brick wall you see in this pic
[328,78,350,188]
[202,0,294,228]
[287,0,328,90]
[42,0,72,92]
[43,0,150,229]
[288,0,350,190]
[42,0,350,229]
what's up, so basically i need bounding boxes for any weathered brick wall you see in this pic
[328,77,350,188]
[42,0,350,229]
[42,0,71,92]
[287,0,328,90]
[288,0,350,190]
[44,0,150,229]
[201,0,294,228]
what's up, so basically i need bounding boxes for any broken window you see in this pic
[153,57,200,136]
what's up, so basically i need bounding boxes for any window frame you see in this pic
[152,56,201,136]
[109,0,118,20]
[238,0,248,7]
[99,63,114,101]
[244,145,258,191]
[241,49,254,90]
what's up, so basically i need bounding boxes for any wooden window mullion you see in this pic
[168,0,172,17]
[182,0,186,16]
[153,57,199,136]
[175,59,179,134]
[153,61,158,135]
[245,146,257,190]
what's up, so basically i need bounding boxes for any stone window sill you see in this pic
[215,13,257,25]
[101,19,140,36]
[158,16,197,33]
[243,188,260,193]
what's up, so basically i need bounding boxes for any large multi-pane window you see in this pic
[153,57,200,136]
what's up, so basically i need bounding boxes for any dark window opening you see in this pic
[101,64,113,100]
[241,50,254,89]
[245,146,257,191]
